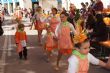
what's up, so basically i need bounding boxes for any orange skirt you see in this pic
[59,49,73,55]
[35,21,46,30]
[46,47,53,52]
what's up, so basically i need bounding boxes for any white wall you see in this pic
[39,0,58,14]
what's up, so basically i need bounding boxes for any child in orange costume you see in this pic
[68,39,109,73]
[34,6,46,45]
[55,12,77,70]
[44,26,56,61]
[47,8,60,33]
[15,24,28,60]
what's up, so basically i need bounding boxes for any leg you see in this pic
[23,47,28,60]
[19,51,23,60]
[38,30,42,45]
[56,50,62,70]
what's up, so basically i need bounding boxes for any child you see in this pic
[34,6,46,45]
[44,25,56,61]
[67,39,109,73]
[55,12,77,70]
[15,24,28,60]
[47,8,60,33]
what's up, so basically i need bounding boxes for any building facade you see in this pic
[0,0,62,14]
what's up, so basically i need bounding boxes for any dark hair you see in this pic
[51,8,58,14]
[60,12,69,17]
[95,14,103,22]
[18,24,24,29]
[74,39,89,49]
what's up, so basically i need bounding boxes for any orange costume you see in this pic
[77,56,89,73]
[45,32,56,51]
[68,50,89,73]
[73,19,87,44]
[14,9,22,22]
[35,12,46,30]
[57,22,74,55]
[15,30,27,53]
[48,14,60,33]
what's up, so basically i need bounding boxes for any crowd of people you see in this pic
[1,0,110,73]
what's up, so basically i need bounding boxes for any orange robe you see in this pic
[15,31,27,53]
[77,56,89,73]
[58,24,73,55]
[35,13,46,30]
[15,10,22,21]
[49,14,60,33]
[45,33,55,51]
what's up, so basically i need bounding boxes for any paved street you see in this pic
[0,16,110,73]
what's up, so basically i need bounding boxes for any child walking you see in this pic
[68,38,109,73]
[15,24,28,61]
[44,26,56,61]
[55,12,77,70]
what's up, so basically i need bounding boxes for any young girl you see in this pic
[34,6,46,45]
[55,12,77,70]
[47,8,60,33]
[44,25,56,61]
[15,24,28,60]
[68,39,109,73]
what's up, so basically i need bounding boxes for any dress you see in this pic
[55,21,76,55]
[35,12,46,30]
[48,14,60,33]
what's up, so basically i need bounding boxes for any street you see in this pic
[0,16,110,73]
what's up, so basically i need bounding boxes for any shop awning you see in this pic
[8,0,13,3]
[31,0,38,2]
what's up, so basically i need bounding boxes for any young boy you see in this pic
[68,39,109,73]
[15,24,28,60]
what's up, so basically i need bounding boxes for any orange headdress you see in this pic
[73,19,87,44]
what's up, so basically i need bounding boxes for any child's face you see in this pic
[79,42,90,55]
[21,27,24,31]
[60,14,67,22]
[52,9,57,15]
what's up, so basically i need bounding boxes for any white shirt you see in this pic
[55,22,77,37]
[68,53,99,73]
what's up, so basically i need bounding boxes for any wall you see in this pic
[39,0,58,14]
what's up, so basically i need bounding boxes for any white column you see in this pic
[1,0,4,7]
[7,2,11,14]
[19,0,24,9]
[12,0,16,12]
